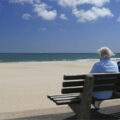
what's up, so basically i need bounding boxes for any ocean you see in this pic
[0,53,120,62]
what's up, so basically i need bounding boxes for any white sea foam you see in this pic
[75,59,99,62]
[111,58,120,61]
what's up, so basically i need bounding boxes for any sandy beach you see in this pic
[1,61,120,119]
[0,61,94,114]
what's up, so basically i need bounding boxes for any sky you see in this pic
[0,0,120,53]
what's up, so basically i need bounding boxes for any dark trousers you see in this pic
[112,91,120,98]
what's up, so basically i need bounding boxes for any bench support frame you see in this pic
[68,75,94,120]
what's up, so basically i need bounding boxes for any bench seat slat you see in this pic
[94,75,120,79]
[94,85,115,91]
[52,96,81,101]
[63,81,84,87]
[64,73,120,81]
[62,87,83,94]
[64,75,86,80]
[94,79,118,84]
[51,95,80,100]
[47,93,80,99]
[94,85,120,92]
[62,85,119,94]
[63,79,120,87]
[93,73,120,76]
[55,99,80,105]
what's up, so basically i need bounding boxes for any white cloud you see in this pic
[9,0,57,21]
[57,0,110,8]
[60,14,68,20]
[9,0,40,4]
[33,3,57,20]
[9,0,113,22]
[58,0,77,8]
[72,7,113,22]
[117,16,120,22]
[22,13,31,20]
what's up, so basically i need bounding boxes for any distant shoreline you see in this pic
[0,58,119,63]
[0,53,120,62]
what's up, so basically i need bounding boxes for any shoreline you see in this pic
[0,59,99,63]
[0,57,119,63]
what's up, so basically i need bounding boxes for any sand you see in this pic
[0,61,94,114]
[1,61,120,120]
[2,61,120,119]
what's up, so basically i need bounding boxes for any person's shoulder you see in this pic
[110,60,117,64]
[108,60,118,67]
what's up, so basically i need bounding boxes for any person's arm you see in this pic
[90,63,98,73]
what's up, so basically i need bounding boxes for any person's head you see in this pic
[98,47,115,60]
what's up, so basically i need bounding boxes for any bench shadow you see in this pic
[12,111,120,120]
[91,109,119,120]
[11,106,120,120]
[64,109,119,120]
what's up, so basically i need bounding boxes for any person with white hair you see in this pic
[90,47,119,110]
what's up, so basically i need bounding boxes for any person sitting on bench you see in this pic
[90,47,119,110]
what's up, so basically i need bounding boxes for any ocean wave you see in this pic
[0,57,120,63]
[52,58,120,62]
[111,58,120,61]
[75,59,99,62]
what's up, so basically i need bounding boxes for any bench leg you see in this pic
[68,75,94,120]
[68,102,91,120]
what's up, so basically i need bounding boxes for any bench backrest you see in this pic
[62,73,120,94]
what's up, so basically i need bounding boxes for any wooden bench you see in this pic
[47,73,120,120]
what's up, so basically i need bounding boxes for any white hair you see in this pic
[98,47,115,59]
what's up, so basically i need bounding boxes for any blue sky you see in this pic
[0,0,120,53]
